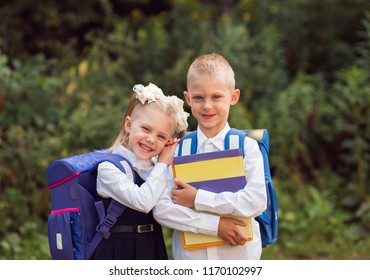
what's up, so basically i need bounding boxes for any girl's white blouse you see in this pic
[96,145,168,214]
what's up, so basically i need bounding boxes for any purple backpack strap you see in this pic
[85,200,126,259]
[85,153,135,260]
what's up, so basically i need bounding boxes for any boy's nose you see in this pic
[203,100,213,110]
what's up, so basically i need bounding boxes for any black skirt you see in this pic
[93,205,168,260]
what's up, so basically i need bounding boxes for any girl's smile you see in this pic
[139,140,154,153]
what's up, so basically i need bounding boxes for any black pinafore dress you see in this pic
[93,173,168,260]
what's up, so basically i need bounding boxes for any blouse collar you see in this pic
[112,145,154,179]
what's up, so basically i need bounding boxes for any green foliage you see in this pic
[268,172,370,260]
[0,220,50,260]
[242,0,369,77]
[0,53,63,259]
[269,72,326,177]
[162,227,174,260]
[1,0,370,259]
[328,67,370,193]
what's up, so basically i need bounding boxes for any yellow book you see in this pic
[172,148,253,250]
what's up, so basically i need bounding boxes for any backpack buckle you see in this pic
[103,214,117,228]
[96,214,118,239]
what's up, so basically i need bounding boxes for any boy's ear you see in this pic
[230,89,240,105]
[183,91,191,106]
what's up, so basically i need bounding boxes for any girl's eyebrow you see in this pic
[159,131,170,139]
[143,123,170,138]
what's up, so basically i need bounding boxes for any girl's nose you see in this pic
[146,135,154,143]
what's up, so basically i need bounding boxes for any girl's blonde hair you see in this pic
[110,84,189,150]
[187,53,235,91]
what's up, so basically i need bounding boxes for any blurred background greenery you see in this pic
[0,0,369,260]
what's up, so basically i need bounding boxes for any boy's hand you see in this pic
[157,138,179,166]
[171,178,197,208]
[218,217,247,246]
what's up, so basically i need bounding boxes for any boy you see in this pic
[153,53,267,260]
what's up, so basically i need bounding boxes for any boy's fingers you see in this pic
[174,178,189,189]
[233,220,247,245]
[228,219,247,246]
[228,229,246,246]
[227,239,237,246]
[229,218,246,227]
[235,228,247,245]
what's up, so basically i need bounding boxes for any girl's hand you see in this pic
[165,137,180,146]
[171,178,197,208]
[157,138,179,166]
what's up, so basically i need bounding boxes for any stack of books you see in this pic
[172,148,253,250]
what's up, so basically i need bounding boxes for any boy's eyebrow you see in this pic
[141,122,151,128]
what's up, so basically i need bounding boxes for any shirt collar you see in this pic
[113,145,153,168]
[197,123,231,151]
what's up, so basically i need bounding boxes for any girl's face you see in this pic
[124,104,175,160]
[184,78,240,138]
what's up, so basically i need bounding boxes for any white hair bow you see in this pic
[133,83,189,133]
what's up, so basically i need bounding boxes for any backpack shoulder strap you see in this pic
[85,153,135,260]
[95,153,136,182]
[180,128,247,156]
[246,129,271,178]
[178,131,198,156]
[225,128,247,157]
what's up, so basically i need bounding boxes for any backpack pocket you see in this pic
[256,210,272,248]
[48,208,82,260]
[256,179,278,247]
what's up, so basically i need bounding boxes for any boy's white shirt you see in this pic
[153,123,267,260]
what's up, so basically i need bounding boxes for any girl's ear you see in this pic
[230,89,240,105]
[124,116,132,133]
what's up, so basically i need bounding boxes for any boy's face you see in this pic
[184,78,240,138]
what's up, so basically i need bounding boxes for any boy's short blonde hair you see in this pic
[187,53,235,91]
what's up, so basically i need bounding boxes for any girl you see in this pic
[94,83,189,260]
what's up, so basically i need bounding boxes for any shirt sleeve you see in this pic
[97,161,168,214]
[194,137,267,218]
[153,168,220,237]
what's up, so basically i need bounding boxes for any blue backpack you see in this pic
[46,150,136,260]
[178,128,278,248]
